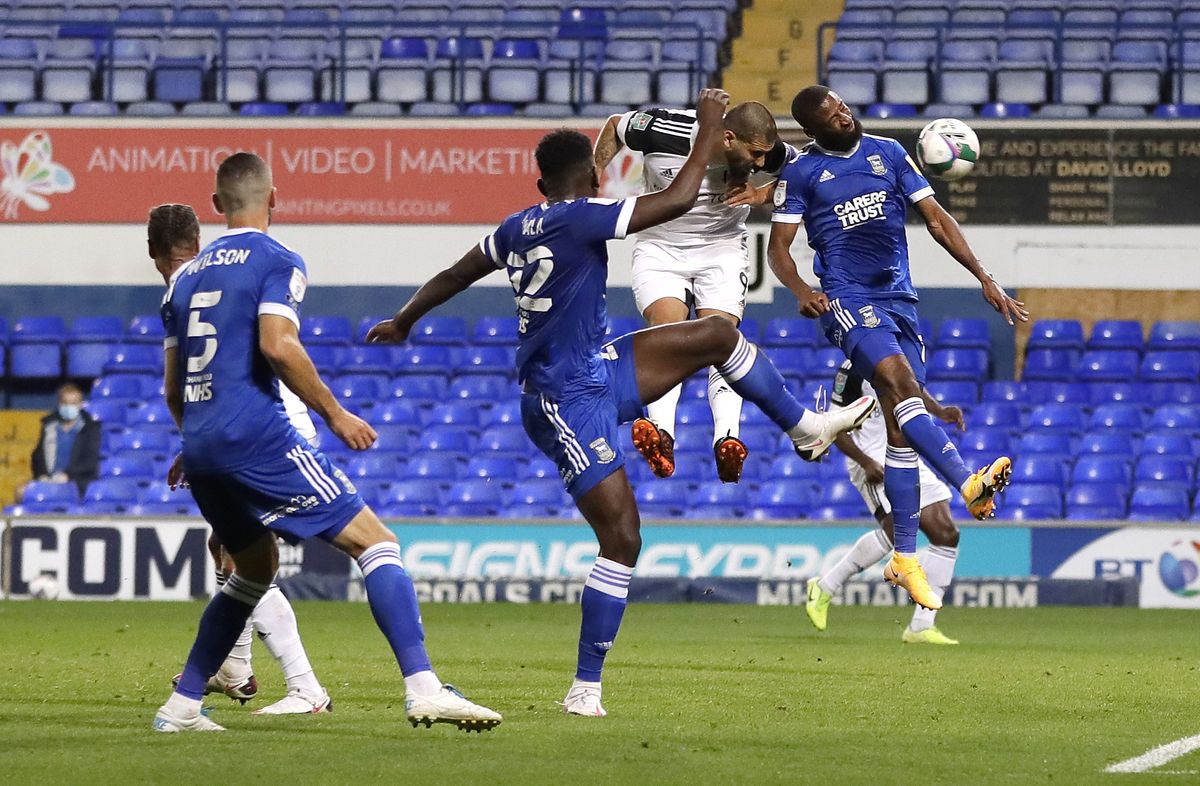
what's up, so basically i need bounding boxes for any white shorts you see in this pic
[631,236,750,319]
[849,460,952,518]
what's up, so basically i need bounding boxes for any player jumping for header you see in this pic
[153,153,500,733]
[768,86,1028,611]
[368,89,875,717]
[593,101,789,483]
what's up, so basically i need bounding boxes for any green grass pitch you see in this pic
[0,601,1196,784]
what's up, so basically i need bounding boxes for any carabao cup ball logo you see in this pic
[1158,540,1200,597]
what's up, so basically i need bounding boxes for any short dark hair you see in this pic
[724,101,778,146]
[215,152,271,213]
[535,129,594,185]
[147,203,200,257]
[791,85,832,128]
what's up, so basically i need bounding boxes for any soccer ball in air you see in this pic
[1159,540,1200,597]
[916,118,980,181]
[27,573,60,600]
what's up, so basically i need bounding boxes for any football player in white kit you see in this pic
[148,203,333,713]
[593,102,790,483]
[807,360,965,644]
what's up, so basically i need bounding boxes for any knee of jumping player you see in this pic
[599,514,642,566]
[922,504,960,548]
[696,315,741,361]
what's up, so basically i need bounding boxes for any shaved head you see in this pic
[214,152,272,215]
[723,101,777,146]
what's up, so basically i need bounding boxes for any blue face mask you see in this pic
[58,404,80,421]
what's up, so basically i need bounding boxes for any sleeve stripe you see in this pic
[163,336,178,349]
[613,197,638,240]
[908,186,936,203]
[771,213,804,224]
[651,125,694,139]
[479,233,503,267]
[258,302,300,329]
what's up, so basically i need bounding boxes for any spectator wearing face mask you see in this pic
[31,383,102,494]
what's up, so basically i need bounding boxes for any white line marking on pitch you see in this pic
[1106,734,1200,774]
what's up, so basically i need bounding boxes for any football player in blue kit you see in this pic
[367,89,875,717]
[153,153,500,733]
[768,86,1029,610]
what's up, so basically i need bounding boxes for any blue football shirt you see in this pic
[162,228,309,473]
[772,134,934,302]
[479,197,637,398]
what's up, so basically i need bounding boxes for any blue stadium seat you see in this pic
[1013,455,1068,490]
[411,316,468,345]
[1089,403,1146,432]
[1129,484,1190,520]
[924,380,979,405]
[1088,320,1143,351]
[307,345,341,375]
[959,428,1013,454]
[523,456,559,481]
[126,401,174,428]
[444,480,504,517]
[820,479,862,508]
[1150,405,1200,432]
[82,478,140,510]
[1023,349,1080,382]
[695,482,750,512]
[1140,431,1196,458]
[368,400,420,430]
[753,480,814,518]
[70,316,123,342]
[1001,484,1062,519]
[972,402,1021,429]
[86,400,129,425]
[1149,321,1200,351]
[979,103,1032,119]
[109,429,173,456]
[1109,40,1167,106]
[482,400,522,428]
[1027,320,1085,351]
[1027,403,1086,433]
[66,342,113,378]
[767,454,821,481]
[635,480,690,516]
[1077,350,1139,383]
[1066,484,1128,520]
[419,426,475,454]
[1076,432,1136,458]
[343,453,404,482]
[477,425,530,456]
[332,373,389,403]
[101,454,156,480]
[1072,455,1132,487]
[508,478,567,509]
[381,481,441,515]
[406,454,461,484]
[447,374,509,402]
[459,346,513,375]
[125,315,164,346]
[422,402,482,430]
[1135,455,1194,488]
[389,374,449,403]
[92,375,147,400]
[1148,382,1200,406]
[340,345,402,374]
[937,40,994,105]
[763,318,819,348]
[395,345,455,377]
[462,456,522,485]
[1089,382,1139,407]
[770,348,814,377]
[1141,351,1200,382]
[12,316,65,343]
[937,318,990,349]
[104,345,161,374]
[473,317,519,345]
[865,103,917,119]
[981,381,1026,404]
[370,424,412,453]
[302,316,352,345]
[23,481,79,507]
[927,349,988,381]
[1041,382,1089,407]
[1019,432,1072,456]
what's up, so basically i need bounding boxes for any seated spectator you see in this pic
[31,383,101,494]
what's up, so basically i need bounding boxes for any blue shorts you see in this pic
[521,333,645,500]
[820,296,927,386]
[187,442,366,554]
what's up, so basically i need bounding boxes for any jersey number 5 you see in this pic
[507,245,553,331]
[186,291,222,373]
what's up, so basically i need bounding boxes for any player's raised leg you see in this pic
[154,530,277,732]
[631,295,689,479]
[329,506,501,731]
[696,308,748,484]
[630,316,874,455]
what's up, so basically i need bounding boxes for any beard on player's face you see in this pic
[819,116,863,152]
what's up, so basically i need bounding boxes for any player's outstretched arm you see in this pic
[625,88,730,235]
[259,314,377,451]
[593,114,624,175]
[767,220,828,318]
[366,245,497,345]
[913,196,1029,326]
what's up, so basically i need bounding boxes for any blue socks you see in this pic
[577,557,633,683]
[174,574,268,700]
[716,333,809,433]
[884,446,921,554]
[894,397,972,490]
[358,541,433,678]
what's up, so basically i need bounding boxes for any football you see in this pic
[916,118,980,181]
[27,574,60,600]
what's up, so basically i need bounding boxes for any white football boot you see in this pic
[405,684,502,732]
[560,681,606,717]
[794,395,876,461]
[152,705,225,733]
[253,688,333,715]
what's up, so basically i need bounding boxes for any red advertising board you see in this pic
[0,125,580,224]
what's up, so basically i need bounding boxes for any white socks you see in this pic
[786,409,823,442]
[909,545,958,632]
[707,367,743,446]
[163,690,202,716]
[646,381,682,436]
[818,529,892,595]
[252,585,323,698]
[404,670,443,697]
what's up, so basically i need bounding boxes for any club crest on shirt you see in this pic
[590,438,616,464]
[867,154,886,175]
[773,180,787,207]
[630,112,652,131]
[289,268,307,304]
[858,305,881,328]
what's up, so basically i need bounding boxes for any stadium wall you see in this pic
[1,516,1193,608]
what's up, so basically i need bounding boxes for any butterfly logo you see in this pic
[1,131,75,219]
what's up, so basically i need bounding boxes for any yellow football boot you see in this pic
[884,553,942,610]
[962,457,1013,520]
[902,626,959,645]
[805,577,832,632]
